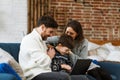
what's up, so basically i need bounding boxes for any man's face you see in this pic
[42,27,57,40]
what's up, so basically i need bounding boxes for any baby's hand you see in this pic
[61,64,72,72]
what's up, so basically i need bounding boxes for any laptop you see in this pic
[70,59,92,75]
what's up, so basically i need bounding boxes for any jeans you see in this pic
[71,75,89,80]
[32,72,70,80]
[32,72,91,80]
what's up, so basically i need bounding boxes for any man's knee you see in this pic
[32,72,70,80]
[59,72,70,80]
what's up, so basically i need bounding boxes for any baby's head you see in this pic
[57,34,74,54]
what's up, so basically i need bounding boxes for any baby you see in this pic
[50,34,74,72]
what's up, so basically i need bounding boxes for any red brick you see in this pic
[51,0,120,40]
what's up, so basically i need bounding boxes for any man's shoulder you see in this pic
[21,33,38,46]
[22,34,33,41]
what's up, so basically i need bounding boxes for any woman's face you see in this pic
[65,27,77,40]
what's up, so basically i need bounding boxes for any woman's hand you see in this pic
[47,48,55,59]
[61,64,72,72]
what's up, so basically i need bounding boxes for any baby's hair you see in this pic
[58,34,74,49]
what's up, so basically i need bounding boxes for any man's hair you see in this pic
[37,15,58,28]
[58,34,74,49]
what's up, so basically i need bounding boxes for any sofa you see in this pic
[0,43,120,80]
[0,43,20,80]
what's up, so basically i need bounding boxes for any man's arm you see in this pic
[19,37,52,71]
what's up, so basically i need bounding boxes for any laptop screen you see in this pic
[70,59,92,75]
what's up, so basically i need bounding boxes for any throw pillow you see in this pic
[88,48,97,56]
[0,63,21,80]
[0,48,26,80]
[106,51,120,62]
[88,41,100,51]
[97,47,109,60]
[88,47,109,61]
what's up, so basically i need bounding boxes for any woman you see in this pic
[46,20,88,65]
[46,20,95,80]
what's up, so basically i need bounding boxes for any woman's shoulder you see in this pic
[78,39,88,46]
[79,38,88,44]
[83,39,88,43]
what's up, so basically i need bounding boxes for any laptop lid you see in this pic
[70,59,92,75]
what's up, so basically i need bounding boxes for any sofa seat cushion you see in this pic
[99,61,120,80]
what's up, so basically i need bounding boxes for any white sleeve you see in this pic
[19,37,51,70]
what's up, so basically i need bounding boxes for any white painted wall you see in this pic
[0,0,27,43]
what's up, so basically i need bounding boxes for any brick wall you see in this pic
[51,0,120,40]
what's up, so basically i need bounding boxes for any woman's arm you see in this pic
[46,36,60,46]
[69,39,88,65]
[79,39,88,58]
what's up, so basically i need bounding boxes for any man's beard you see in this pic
[42,36,47,40]
[42,35,49,40]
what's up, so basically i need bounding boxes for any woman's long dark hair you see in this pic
[63,20,84,42]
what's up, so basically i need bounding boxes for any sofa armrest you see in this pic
[98,61,120,80]
[0,43,20,62]
[0,73,17,80]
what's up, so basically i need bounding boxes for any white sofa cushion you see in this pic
[88,41,100,51]
[0,48,25,80]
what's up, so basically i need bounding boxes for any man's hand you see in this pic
[47,48,55,59]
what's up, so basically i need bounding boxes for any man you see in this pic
[19,16,70,80]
